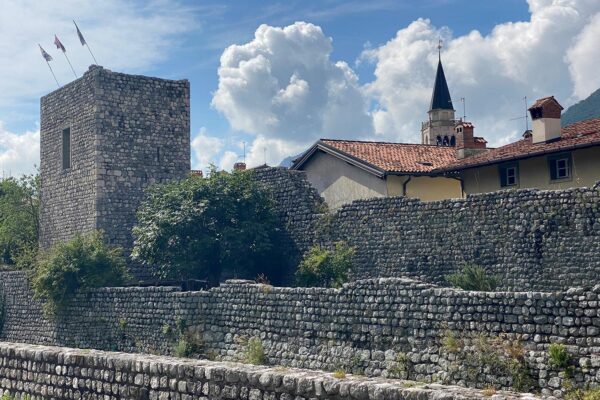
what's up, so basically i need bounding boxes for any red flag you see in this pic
[39,44,53,62]
[73,21,87,46]
[54,35,66,53]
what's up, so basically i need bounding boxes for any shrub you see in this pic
[173,330,204,358]
[295,242,354,288]
[332,369,346,379]
[548,343,570,369]
[446,265,499,291]
[441,330,461,353]
[31,231,129,315]
[244,337,266,365]
[132,169,284,285]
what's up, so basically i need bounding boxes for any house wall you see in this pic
[301,150,387,209]
[462,146,600,194]
[386,175,462,201]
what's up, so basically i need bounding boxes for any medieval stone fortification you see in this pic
[40,66,190,278]
[1,68,599,399]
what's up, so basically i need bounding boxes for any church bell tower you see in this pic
[421,41,456,146]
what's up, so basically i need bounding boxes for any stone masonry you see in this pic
[254,167,600,292]
[2,270,599,397]
[40,65,190,279]
[0,342,540,400]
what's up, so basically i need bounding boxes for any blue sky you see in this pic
[1,0,599,175]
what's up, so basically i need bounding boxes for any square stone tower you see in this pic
[40,66,190,278]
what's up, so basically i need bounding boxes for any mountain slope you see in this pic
[562,88,600,126]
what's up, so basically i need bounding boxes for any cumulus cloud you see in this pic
[0,122,39,177]
[363,0,600,145]
[212,21,373,167]
[191,128,224,171]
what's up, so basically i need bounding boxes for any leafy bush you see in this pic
[31,231,129,314]
[295,242,354,288]
[244,337,266,365]
[446,265,499,291]
[332,369,346,379]
[0,174,39,267]
[132,169,283,285]
[173,331,204,358]
[548,343,570,369]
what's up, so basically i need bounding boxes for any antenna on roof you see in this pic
[242,141,246,164]
[510,96,529,131]
[460,97,466,120]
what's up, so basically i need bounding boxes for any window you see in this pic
[442,136,449,146]
[499,162,518,187]
[450,136,456,147]
[548,153,572,181]
[436,136,442,146]
[62,128,71,169]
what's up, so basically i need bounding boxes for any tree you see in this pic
[132,168,282,285]
[0,174,39,267]
[31,231,129,315]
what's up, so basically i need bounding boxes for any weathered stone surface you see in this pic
[40,65,190,281]
[0,342,542,399]
[254,167,600,292]
[1,272,598,395]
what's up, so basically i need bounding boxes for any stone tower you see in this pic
[421,53,456,146]
[40,66,190,278]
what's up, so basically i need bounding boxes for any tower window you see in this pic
[62,128,71,169]
[499,162,518,187]
[450,136,456,147]
[442,136,449,146]
[436,136,442,146]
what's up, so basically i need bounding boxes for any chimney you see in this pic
[233,162,247,171]
[528,96,563,144]
[191,170,204,177]
[455,121,487,159]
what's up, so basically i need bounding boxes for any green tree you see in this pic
[0,174,39,267]
[295,242,354,288]
[132,168,281,285]
[31,231,129,314]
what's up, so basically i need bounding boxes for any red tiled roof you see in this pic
[440,118,600,171]
[316,139,458,174]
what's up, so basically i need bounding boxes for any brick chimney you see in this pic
[528,96,563,144]
[233,162,247,171]
[455,121,487,159]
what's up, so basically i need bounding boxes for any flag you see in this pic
[39,45,53,62]
[54,35,66,52]
[74,21,86,46]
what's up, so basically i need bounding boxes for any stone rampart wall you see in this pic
[255,167,600,291]
[1,271,598,397]
[0,342,538,400]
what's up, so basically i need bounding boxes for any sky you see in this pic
[1,0,600,176]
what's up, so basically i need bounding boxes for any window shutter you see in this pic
[548,158,557,180]
[499,166,507,187]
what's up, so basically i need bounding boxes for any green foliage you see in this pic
[173,330,204,358]
[441,330,461,354]
[132,168,283,285]
[31,231,129,315]
[0,174,39,268]
[244,337,266,365]
[566,387,600,400]
[446,265,499,291]
[548,343,570,369]
[295,242,354,288]
[332,369,346,379]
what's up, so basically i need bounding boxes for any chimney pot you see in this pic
[234,162,246,171]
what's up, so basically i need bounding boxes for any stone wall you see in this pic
[39,66,190,280]
[255,167,600,291]
[0,342,538,400]
[1,271,598,397]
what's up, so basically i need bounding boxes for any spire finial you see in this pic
[437,38,443,60]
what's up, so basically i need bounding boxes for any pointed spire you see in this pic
[429,41,453,111]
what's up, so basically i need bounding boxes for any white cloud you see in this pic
[191,128,224,171]
[363,0,600,145]
[0,122,39,177]
[218,151,239,171]
[212,21,373,167]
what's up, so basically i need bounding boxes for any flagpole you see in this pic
[62,52,78,78]
[85,42,98,65]
[46,61,60,88]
